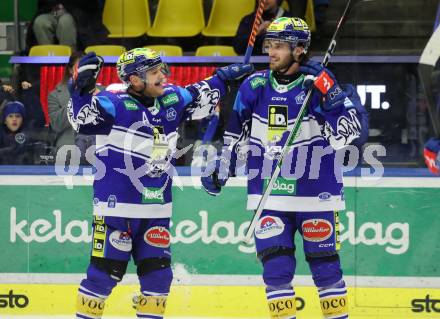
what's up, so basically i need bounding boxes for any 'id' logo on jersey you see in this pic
[267,105,288,142]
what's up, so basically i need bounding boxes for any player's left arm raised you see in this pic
[182,63,253,120]
[300,60,369,150]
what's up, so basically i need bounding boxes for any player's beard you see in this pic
[270,55,296,74]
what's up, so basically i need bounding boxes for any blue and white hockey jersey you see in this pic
[222,70,367,212]
[68,76,226,218]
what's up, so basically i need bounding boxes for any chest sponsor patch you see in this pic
[123,100,139,111]
[142,187,164,204]
[250,77,267,89]
[144,226,171,248]
[302,219,333,242]
[255,216,285,239]
[161,93,179,107]
[265,177,296,195]
[267,105,288,142]
[109,231,132,252]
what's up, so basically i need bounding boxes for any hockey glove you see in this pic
[201,159,229,196]
[216,63,254,82]
[299,60,346,111]
[424,137,440,175]
[73,52,104,95]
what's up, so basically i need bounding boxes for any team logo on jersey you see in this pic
[295,91,306,104]
[123,100,139,111]
[142,187,164,204]
[267,105,288,142]
[161,93,179,107]
[144,226,171,248]
[302,219,333,242]
[15,133,26,144]
[109,231,132,252]
[166,107,177,121]
[255,216,285,239]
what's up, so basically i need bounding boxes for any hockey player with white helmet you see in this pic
[68,47,253,319]
[202,17,368,319]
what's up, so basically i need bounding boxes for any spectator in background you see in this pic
[0,80,46,131]
[48,51,95,164]
[26,0,108,52]
[233,0,292,55]
[0,101,35,164]
[287,0,330,29]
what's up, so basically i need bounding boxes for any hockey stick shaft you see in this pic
[244,0,267,63]
[243,0,354,244]
[202,0,267,144]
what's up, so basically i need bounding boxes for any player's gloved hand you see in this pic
[216,63,254,82]
[424,137,440,175]
[299,60,346,111]
[201,159,229,196]
[73,52,104,95]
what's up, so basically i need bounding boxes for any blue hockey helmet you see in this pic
[263,17,311,53]
[116,48,169,84]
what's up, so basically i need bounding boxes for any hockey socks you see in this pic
[135,292,168,318]
[318,280,348,318]
[76,264,117,319]
[76,288,107,319]
[135,267,172,318]
[266,286,296,319]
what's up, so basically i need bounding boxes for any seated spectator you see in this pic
[0,80,46,130]
[233,0,292,55]
[0,102,37,164]
[48,51,95,164]
[26,0,108,52]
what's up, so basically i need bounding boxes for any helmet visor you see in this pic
[262,38,295,54]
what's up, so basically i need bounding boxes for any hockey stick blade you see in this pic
[243,0,355,244]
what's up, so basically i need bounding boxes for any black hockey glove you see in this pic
[73,52,104,95]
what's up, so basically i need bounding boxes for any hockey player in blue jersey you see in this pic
[69,47,252,319]
[202,17,368,319]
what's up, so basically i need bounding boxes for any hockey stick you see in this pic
[244,0,268,63]
[243,0,355,244]
[201,0,267,144]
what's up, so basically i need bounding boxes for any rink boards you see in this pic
[0,283,439,318]
[0,174,439,317]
